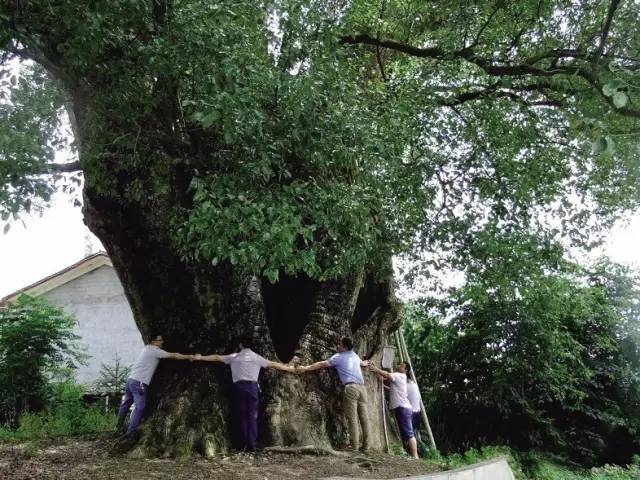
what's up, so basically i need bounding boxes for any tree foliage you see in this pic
[404,257,640,466]
[0,295,84,428]
[0,0,638,281]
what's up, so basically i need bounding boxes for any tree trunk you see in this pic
[83,185,401,456]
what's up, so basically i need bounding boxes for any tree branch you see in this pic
[593,0,622,68]
[7,44,73,90]
[341,33,448,60]
[341,33,640,118]
[469,5,502,49]
[44,161,83,173]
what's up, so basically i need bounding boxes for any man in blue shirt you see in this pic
[297,336,372,452]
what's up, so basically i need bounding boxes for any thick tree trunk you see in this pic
[83,186,401,456]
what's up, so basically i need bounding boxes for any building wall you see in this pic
[42,265,144,386]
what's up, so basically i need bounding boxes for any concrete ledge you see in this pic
[322,456,515,480]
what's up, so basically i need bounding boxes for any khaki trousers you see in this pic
[342,383,371,450]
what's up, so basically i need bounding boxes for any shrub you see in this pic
[0,295,85,428]
[0,381,115,440]
[405,269,640,466]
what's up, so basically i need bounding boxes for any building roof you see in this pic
[1,252,113,305]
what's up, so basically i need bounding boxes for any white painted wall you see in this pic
[42,265,144,386]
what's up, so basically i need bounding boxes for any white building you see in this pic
[1,252,143,386]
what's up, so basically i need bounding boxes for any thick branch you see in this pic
[44,161,83,173]
[593,0,622,67]
[341,33,577,76]
[341,33,448,59]
[340,33,640,118]
[7,45,73,90]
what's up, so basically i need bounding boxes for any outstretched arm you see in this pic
[266,361,296,373]
[367,364,392,380]
[167,352,195,360]
[194,353,225,362]
[297,360,331,373]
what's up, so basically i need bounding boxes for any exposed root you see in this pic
[263,445,349,457]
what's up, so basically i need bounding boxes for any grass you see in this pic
[425,446,640,480]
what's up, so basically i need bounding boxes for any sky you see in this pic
[0,189,639,299]
[0,191,101,298]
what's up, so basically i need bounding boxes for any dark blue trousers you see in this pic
[232,381,260,451]
[117,378,147,433]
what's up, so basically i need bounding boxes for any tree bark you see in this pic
[83,181,401,456]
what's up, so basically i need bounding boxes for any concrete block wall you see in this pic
[43,265,144,386]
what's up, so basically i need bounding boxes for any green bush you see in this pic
[0,295,85,428]
[0,382,115,441]
[442,446,529,480]
[530,457,640,480]
[405,264,640,466]
[428,447,640,480]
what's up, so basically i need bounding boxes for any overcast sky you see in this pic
[0,189,639,298]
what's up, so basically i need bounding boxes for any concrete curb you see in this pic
[322,456,515,480]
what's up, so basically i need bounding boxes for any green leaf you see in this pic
[613,91,628,109]
[264,269,279,283]
[603,136,615,156]
[602,83,617,97]
[201,111,220,128]
[591,138,606,154]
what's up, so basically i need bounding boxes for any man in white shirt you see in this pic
[116,334,194,434]
[405,363,422,432]
[297,336,372,452]
[367,361,419,459]
[195,336,295,452]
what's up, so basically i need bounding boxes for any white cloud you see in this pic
[0,191,102,298]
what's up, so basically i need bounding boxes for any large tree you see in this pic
[1,0,639,455]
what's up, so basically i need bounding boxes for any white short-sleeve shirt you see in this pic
[388,372,412,410]
[129,345,171,385]
[406,380,422,413]
[222,348,270,383]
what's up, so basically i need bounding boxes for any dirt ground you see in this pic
[0,437,441,480]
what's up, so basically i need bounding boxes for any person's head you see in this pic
[237,335,253,351]
[149,334,164,348]
[339,336,354,352]
[396,361,410,375]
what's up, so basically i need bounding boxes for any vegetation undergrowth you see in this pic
[422,446,640,480]
[0,382,115,442]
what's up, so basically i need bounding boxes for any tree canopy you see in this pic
[0,0,638,282]
[404,257,640,465]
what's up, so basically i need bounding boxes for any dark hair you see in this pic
[402,361,412,379]
[149,334,163,342]
[341,336,354,350]
[237,334,253,351]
